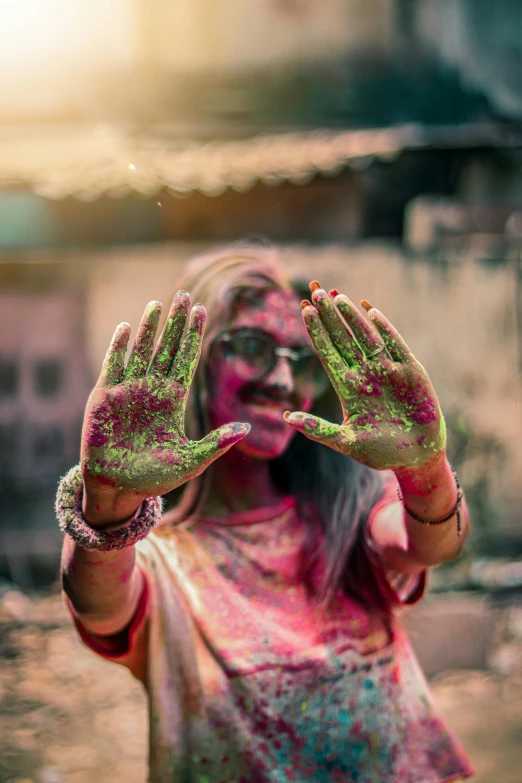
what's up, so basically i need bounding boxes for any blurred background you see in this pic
[0,1,521,781]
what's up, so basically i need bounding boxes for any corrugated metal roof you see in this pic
[0,122,519,200]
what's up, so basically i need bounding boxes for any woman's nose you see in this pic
[265,355,295,394]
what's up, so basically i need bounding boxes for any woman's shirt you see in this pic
[70,488,474,783]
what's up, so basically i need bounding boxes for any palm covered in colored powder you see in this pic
[81,292,250,498]
[284,285,445,471]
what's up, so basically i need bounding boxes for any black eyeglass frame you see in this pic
[212,328,330,397]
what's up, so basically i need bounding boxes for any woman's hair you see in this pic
[160,240,386,608]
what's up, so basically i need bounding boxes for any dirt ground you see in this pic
[1,590,521,783]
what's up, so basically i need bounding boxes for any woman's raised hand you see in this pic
[284,283,445,471]
[81,292,250,505]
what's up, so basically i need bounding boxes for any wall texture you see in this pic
[84,241,522,539]
[1,241,520,547]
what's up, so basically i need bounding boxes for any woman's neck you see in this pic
[203,447,285,517]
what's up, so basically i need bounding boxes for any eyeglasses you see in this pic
[213,328,330,399]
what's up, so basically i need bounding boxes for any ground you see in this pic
[0,590,521,783]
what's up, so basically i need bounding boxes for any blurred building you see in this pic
[1,0,522,584]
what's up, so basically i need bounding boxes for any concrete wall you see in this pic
[1,240,520,543]
[81,240,521,535]
[0,290,89,485]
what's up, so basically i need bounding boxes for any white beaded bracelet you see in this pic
[56,464,162,551]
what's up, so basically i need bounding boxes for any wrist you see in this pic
[393,450,460,523]
[82,477,144,528]
[393,450,453,498]
[56,465,162,551]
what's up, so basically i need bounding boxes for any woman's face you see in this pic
[207,289,315,460]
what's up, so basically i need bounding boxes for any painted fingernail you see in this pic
[301,299,312,309]
[192,304,207,323]
[309,280,321,292]
[218,422,251,448]
[329,289,339,298]
[361,299,373,312]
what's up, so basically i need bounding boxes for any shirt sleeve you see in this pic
[362,474,427,608]
[65,565,150,682]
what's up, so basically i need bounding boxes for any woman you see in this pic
[58,243,474,782]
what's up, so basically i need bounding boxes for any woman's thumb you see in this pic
[193,422,251,470]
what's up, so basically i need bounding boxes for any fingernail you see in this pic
[329,289,339,298]
[218,422,251,448]
[233,422,251,434]
[301,299,312,309]
[361,299,373,312]
[309,280,321,292]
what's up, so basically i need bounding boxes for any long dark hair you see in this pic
[159,241,386,608]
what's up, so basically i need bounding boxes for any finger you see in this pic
[333,294,386,359]
[190,423,251,474]
[366,307,413,363]
[98,322,131,387]
[151,290,191,376]
[310,287,363,365]
[170,304,206,388]
[301,303,358,396]
[125,301,163,378]
[283,411,353,451]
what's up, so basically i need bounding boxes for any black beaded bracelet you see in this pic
[396,471,463,537]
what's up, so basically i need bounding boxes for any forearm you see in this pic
[393,451,470,567]
[61,481,144,635]
[61,535,143,635]
[371,452,470,572]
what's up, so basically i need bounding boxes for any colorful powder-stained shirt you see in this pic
[70,481,474,783]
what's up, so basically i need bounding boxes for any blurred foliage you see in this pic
[445,410,508,556]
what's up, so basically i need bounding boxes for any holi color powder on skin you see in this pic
[82,294,251,501]
[284,285,446,472]
[207,290,315,461]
